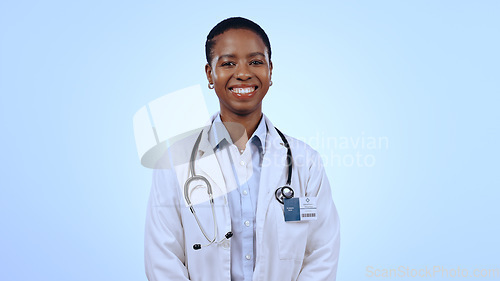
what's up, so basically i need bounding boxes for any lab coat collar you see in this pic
[194,112,287,200]
[208,113,268,155]
[261,114,286,152]
[207,114,232,151]
[192,112,226,195]
[253,114,268,155]
[197,112,219,155]
[198,112,276,155]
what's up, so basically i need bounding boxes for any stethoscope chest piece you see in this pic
[275,185,294,204]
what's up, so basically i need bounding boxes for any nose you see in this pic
[235,63,252,81]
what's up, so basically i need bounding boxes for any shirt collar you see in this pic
[208,113,268,154]
[208,114,232,150]
[252,114,268,154]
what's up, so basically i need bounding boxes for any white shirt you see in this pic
[208,114,267,281]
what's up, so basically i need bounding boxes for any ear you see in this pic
[205,63,213,84]
[269,60,273,78]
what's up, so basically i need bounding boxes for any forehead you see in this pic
[212,28,268,56]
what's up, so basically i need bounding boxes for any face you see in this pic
[205,28,273,119]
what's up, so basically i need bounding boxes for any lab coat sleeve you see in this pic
[297,151,340,281]
[144,168,190,281]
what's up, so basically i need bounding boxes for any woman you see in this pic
[145,17,340,281]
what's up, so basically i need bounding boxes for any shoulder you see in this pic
[152,129,203,170]
[150,130,203,202]
[264,114,322,170]
[279,132,323,171]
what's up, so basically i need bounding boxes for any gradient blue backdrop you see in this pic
[1,1,499,280]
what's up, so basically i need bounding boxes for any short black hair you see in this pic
[205,17,271,65]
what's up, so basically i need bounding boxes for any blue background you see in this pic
[1,1,499,280]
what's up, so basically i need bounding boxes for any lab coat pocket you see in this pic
[274,203,309,261]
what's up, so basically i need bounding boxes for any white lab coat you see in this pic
[145,114,340,281]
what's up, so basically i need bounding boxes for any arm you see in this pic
[144,168,190,281]
[297,152,340,281]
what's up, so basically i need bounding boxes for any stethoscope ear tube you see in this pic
[189,131,204,178]
[184,175,218,248]
[193,231,233,250]
[184,175,213,206]
[185,130,220,250]
[274,127,294,205]
[186,129,234,251]
[274,127,292,186]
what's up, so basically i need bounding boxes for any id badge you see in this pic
[283,197,317,222]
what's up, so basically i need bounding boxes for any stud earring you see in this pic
[208,83,214,89]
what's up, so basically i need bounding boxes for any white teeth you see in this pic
[232,87,255,94]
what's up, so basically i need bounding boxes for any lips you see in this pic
[229,85,258,98]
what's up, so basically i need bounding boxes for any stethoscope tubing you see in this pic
[185,126,293,249]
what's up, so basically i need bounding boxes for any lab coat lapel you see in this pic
[195,118,227,197]
[257,116,288,219]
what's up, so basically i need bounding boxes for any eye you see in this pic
[221,61,235,67]
[250,60,264,65]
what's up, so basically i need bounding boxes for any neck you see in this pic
[219,109,262,150]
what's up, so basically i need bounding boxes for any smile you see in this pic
[229,86,258,97]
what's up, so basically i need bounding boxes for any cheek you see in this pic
[213,70,230,84]
[257,69,271,82]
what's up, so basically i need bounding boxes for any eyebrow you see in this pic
[218,54,236,60]
[247,52,266,58]
[217,52,266,60]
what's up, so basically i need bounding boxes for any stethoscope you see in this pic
[184,127,294,250]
